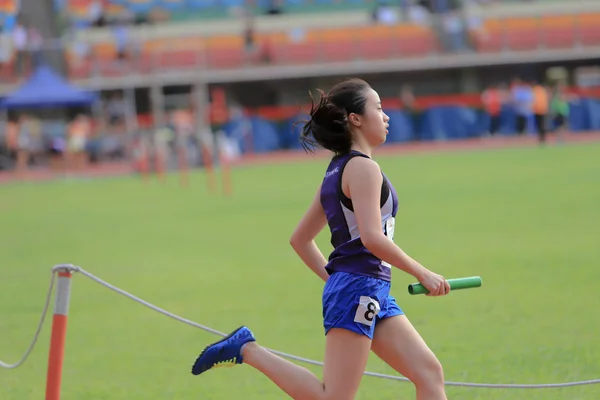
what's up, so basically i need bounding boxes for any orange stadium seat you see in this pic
[469,19,503,53]
[204,35,245,69]
[358,25,401,60]
[154,49,200,69]
[144,37,204,71]
[503,17,540,51]
[318,28,359,62]
[394,24,438,56]
[268,32,320,65]
[577,13,600,46]
[268,23,437,65]
[65,52,92,79]
[92,42,118,60]
[61,23,434,77]
[540,15,576,49]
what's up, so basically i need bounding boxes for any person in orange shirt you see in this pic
[5,120,18,157]
[531,81,550,144]
[481,83,503,136]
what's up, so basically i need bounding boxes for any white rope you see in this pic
[71,266,600,389]
[0,271,56,369]
[3,266,600,389]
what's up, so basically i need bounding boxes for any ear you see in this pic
[348,113,361,127]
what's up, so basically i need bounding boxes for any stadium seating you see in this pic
[64,7,600,81]
[577,13,600,46]
[64,22,439,78]
[1,0,596,82]
[469,12,600,53]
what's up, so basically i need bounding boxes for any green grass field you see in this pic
[1,143,599,400]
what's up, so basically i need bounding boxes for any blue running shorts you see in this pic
[322,271,404,339]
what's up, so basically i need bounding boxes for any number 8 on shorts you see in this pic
[354,296,381,327]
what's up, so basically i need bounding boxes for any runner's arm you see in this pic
[290,184,330,282]
[345,157,428,280]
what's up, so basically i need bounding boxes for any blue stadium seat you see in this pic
[383,109,415,144]
[420,106,482,141]
[280,114,309,150]
[565,100,586,132]
[583,98,600,131]
[223,116,281,154]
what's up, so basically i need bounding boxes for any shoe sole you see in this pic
[191,326,245,376]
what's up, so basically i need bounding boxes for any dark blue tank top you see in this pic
[320,150,399,282]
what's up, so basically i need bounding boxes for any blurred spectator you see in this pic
[48,129,67,171]
[153,125,172,176]
[66,114,91,171]
[243,12,258,64]
[265,0,283,15]
[442,11,467,52]
[5,119,18,165]
[372,0,400,25]
[400,85,417,114]
[15,113,39,176]
[67,27,91,68]
[11,18,27,77]
[171,107,195,140]
[89,0,106,27]
[510,78,533,135]
[481,83,503,136]
[425,0,461,14]
[106,92,127,129]
[550,83,573,143]
[112,21,129,61]
[27,26,43,67]
[0,29,12,75]
[407,1,431,25]
[531,81,549,144]
[399,85,420,141]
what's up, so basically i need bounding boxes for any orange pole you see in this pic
[136,143,149,182]
[45,268,74,400]
[220,149,232,197]
[202,144,216,193]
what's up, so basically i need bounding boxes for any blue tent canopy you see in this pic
[0,65,98,109]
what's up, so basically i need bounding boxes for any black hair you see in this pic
[299,78,371,155]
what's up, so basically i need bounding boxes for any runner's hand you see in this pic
[419,270,451,297]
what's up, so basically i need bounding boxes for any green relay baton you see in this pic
[408,276,482,295]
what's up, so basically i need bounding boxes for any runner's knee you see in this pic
[411,355,445,390]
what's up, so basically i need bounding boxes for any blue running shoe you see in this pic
[191,326,256,376]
